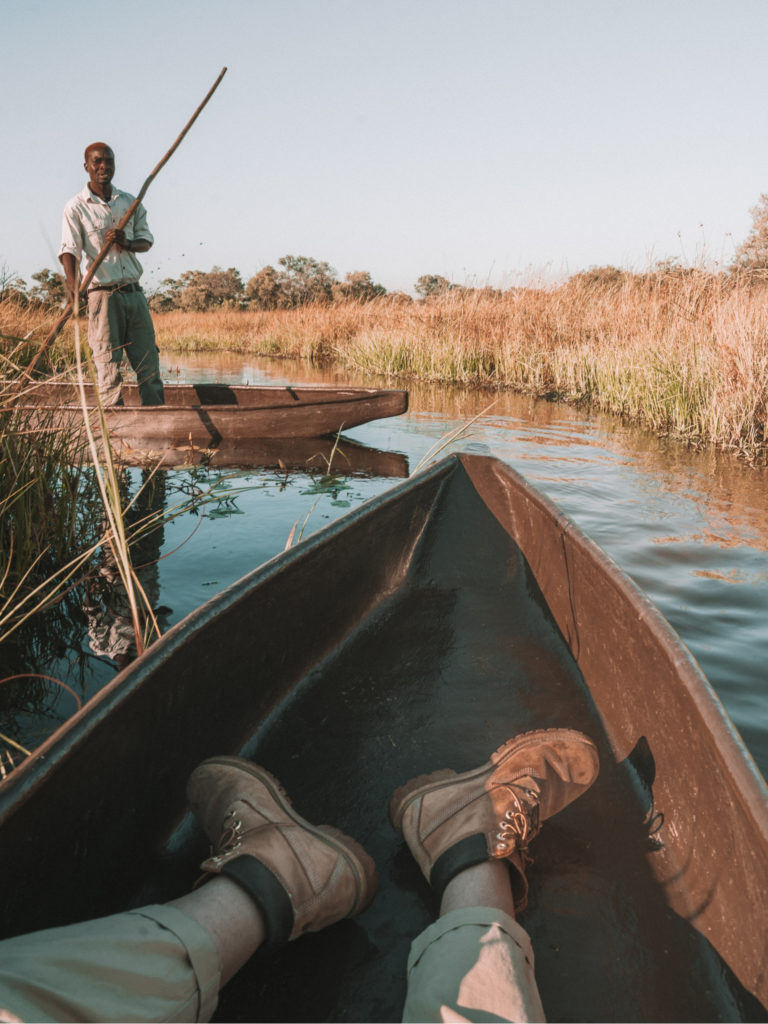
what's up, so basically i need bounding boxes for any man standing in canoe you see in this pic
[58,142,164,406]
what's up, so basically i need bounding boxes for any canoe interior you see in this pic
[0,455,766,1022]
[13,380,407,410]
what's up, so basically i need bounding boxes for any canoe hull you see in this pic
[10,382,409,443]
[0,455,766,1022]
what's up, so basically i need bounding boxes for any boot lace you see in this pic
[209,808,244,864]
[193,809,246,888]
[493,782,541,862]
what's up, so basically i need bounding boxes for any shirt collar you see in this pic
[79,182,122,204]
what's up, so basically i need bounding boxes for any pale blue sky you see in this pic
[2,0,767,293]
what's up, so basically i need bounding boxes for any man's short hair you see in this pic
[84,142,113,161]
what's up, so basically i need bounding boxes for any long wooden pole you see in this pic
[26,66,228,377]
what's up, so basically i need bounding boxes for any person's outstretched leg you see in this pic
[390,728,600,1024]
[0,757,377,1024]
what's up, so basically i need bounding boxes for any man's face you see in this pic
[84,147,115,187]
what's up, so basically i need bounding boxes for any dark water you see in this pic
[8,353,768,783]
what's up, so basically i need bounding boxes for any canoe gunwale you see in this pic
[13,391,407,414]
[7,382,408,410]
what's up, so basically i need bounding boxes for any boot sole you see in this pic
[196,756,378,915]
[388,728,598,834]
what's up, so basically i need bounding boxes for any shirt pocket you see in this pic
[84,206,114,242]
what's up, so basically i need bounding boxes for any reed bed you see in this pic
[0,361,103,764]
[1,306,168,768]
[0,304,102,645]
[152,272,768,457]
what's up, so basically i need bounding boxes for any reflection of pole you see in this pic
[26,66,228,377]
[85,470,170,670]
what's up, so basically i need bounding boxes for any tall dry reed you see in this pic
[1,304,163,767]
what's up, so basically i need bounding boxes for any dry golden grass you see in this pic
[0,297,76,370]
[153,274,768,455]
[4,270,768,456]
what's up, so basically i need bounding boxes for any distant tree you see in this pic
[385,291,414,305]
[415,274,453,299]
[461,285,503,299]
[147,277,184,312]
[245,265,284,310]
[277,255,337,306]
[332,270,386,303]
[567,265,628,290]
[732,193,768,275]
[0,264,28,304]
[178,267,245,311]
[28,268,66,307]
[565,265,633,296]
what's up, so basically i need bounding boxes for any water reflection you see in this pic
[112,435,409,476]
[87,429,411,664]
[84,470,171,670]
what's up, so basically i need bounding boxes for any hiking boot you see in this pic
[188,756,378,947]
[389,728,599,912]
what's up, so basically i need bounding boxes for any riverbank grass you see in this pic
[153,273,768,456]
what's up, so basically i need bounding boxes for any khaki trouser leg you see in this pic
[402,907,546,1023]
[0,905,220,1024]
[87,290,124,406]
[121,291,164,406]
[87,291,164,406]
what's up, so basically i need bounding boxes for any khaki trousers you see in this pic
[402,907,545,1023]
[0,906,544,1023]
[87,288,164,406]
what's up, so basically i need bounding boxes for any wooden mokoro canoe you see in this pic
[0,454,766,1022]
[8,381,409,444]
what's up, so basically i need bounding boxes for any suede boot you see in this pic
[188,756,378,947]
[389,728,599,911]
